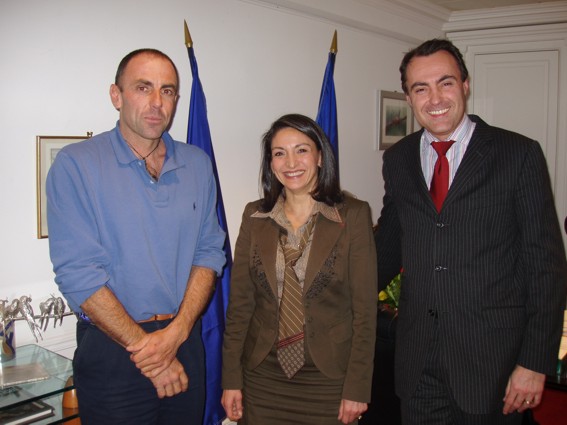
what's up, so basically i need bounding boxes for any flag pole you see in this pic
[184,20,232,425]
[184,20,193,48]
[330,29,337,54]
[316,30,339,175]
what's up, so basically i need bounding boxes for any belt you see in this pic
[138,314,176,323]
[76,313,175,324]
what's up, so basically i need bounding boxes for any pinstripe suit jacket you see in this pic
[376,115,567,413]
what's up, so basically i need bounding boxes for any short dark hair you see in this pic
[259,113,343,212]
[399,39,469,94]
[114,48,179,88]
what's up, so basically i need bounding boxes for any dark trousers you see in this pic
[360,307,401,425]
[73,319,205,425]
[401,330,522,425]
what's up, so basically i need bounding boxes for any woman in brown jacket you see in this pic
[221,114,377,424]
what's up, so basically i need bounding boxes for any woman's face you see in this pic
[270,127,321,197]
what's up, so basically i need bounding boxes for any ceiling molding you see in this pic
[444,1,567,32]
[241,0,445,43]
[448,22,567,43]
[241,0,567,41]
[354,0,450,27]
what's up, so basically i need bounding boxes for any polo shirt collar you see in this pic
[110,121,184,172]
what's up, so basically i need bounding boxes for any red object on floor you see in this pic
[532,388,567,425]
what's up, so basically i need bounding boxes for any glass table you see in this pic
[0,345,78,424]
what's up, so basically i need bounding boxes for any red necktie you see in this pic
[430,141,455,212]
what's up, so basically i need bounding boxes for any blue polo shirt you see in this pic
[46,124,226,321]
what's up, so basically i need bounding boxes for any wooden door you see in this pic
[471,50,559,190]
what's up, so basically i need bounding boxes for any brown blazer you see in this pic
[222,195,377,402]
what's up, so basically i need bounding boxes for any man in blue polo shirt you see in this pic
[46,48,226,425]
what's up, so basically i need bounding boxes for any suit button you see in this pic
[434,265,447,272]
[436,222,445,228]
[306,316,313,323]
[428,309,438,318]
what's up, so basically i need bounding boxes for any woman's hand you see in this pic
[222,389,244,421]
[338,399,367,424]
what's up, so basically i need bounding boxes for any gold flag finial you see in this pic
[184,20,193,48]
[330,30,337,54]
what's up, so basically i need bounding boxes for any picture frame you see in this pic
[377,90,414,150]
[36,135,90,239]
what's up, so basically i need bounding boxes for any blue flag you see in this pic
[316,49,339,168]
[186,42,232,425]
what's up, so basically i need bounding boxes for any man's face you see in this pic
[405,50,469,141]
[110,53,178,145]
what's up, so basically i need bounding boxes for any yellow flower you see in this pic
[378,272,402,309]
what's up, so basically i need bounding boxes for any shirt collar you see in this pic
[422,114,473,145]
[110,121,181,172]
[420,114,476,157]
[251,195,343,225]
[111,122,136,165]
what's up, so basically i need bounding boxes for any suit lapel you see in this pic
[444,117,494,207]
[254,203,347,297]
[255,217,280,298]
[304,209,343,293]
[404,132,435,210]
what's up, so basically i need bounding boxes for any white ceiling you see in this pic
[428,0,558,11]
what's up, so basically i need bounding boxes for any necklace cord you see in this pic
[125,139,161,161]
[125,139,161,180]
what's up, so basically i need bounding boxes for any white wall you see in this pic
[0,0,443,353]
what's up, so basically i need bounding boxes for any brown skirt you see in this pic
[240,344,358,425]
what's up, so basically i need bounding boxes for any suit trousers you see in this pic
[401,325,522,425]
[73,318,205,425]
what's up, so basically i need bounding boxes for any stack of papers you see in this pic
[0,364,49,389]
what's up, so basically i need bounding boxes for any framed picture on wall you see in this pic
[36,134,90,239]
[377,90,414,150]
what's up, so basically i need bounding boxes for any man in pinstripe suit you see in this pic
[376,39,567,424]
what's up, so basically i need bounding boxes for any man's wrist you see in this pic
[166,317,192,346]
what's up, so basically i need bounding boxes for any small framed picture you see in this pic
[377,90,414,150]
[36,135,88,238]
